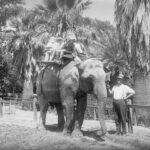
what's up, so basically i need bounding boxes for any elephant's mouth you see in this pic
[80,76,94,93]
[88,75,94,79]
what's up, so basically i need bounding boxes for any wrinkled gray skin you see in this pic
[37,59,107,136]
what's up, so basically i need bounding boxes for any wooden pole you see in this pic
[33,94,37,122]
[0,98,3,117]
[126,100,133,133]
[133,108,137,125]
[127,107,133,133]
[127,104,150,108]
[94,108,97,120]
[9,100,11,114]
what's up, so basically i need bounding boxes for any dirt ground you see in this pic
[0,108,150,150]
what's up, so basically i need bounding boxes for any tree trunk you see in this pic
[130,31,137,70]
[22,80,33,100]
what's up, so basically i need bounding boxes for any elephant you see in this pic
[36,58,107,136]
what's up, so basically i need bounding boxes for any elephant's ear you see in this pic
[75,63,81,72]
[103,65,109,73]
[101,60,109,73]
[74,60,82,67]
[75,61,83,74]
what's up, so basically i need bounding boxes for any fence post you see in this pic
[93,108,97,120]
[133,108,137,125]
[33,94,37,122]
[127,106,133,133]
[0,98,3,117]
[9,100,11,114]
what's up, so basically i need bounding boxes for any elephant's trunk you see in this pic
[94,81,107,136]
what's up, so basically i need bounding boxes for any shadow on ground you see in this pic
[82,130,105,141]
[107,130,117,134]
[45,123,106,141]
[45,124,62,132]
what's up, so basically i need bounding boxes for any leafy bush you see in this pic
[137,113,150,127]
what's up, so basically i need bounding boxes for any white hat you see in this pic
[117,73,124,79]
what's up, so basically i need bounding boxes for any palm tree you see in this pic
[30,0,93,62]
[2,9,44,99]
[115,0,150,74]
[0,1,92,100]
[0,0,23,28]
[35,0,91,36]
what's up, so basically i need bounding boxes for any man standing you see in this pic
[107,73,135,135]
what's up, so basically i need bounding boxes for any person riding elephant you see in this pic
[37,58,107,136]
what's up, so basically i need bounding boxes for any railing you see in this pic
[127,104,150,125]
[86,103,150,133]
[0,95,112,121]
[0,95,150,130]
[0,95,38,122]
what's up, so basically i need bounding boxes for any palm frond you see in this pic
[115,0,150,72]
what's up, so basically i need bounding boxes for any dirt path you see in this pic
[0,109,150,150]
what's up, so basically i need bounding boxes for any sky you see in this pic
[25,0,115,24]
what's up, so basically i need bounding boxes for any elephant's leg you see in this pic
[93,82,107,137]
[73,93,87,136]
[41,105,49,125]
[62,97,74,135]
[55,103,65,131]
[38,98,49,129]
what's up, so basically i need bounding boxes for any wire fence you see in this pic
[1,94,150,128]
[0,94,113,120]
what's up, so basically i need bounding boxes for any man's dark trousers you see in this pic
[113,99,127,134]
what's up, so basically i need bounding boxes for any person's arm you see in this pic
[123,86,135,100]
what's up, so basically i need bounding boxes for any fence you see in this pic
[0,95,150,128]
[0,95,113,122]
[0,96,38,122]
[128,104,150,125]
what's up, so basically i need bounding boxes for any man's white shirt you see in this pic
[112,84,135,100]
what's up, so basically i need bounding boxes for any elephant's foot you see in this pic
[37,123,46,131]
[62,128,71,136]
[96,129,107,137]
[72,129,83,137]
[57,121,65,131]
[57,125,64,132]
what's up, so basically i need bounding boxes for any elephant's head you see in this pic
[78,58,107,135]
[78,58,107,96]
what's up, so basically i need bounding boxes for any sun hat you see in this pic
[117,73,124,79]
